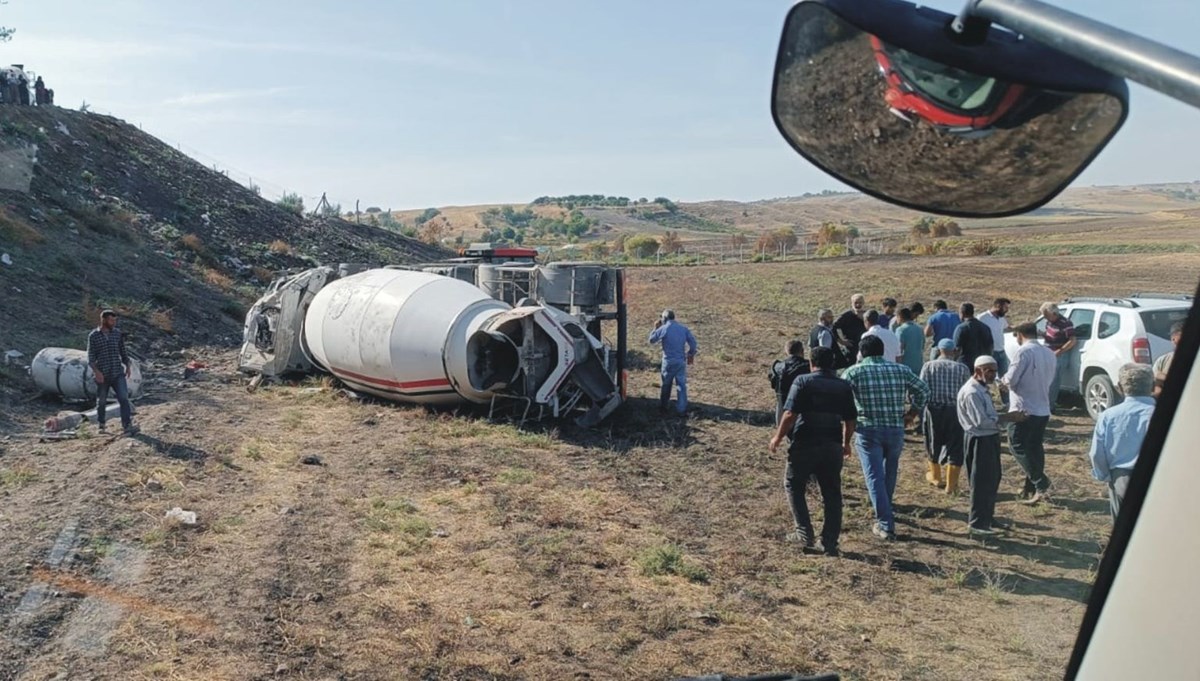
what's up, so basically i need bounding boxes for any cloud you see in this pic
[161,86,299,107]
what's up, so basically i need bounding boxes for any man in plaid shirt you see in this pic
[920,339,972,494]
[842,335,930,539]
[87,309,138,435]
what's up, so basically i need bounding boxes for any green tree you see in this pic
[624,234,660,258]
[417,207,441,224]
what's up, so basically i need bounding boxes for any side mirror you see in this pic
[771,0,1129,217]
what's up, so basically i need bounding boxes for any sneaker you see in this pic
[871,525,894,541]
[787,529,815,549]
[122,425,140,436]
[97,423,108,433]
[823,545,840,558]
[1024,489,1051,505]
[969,525,1001,536]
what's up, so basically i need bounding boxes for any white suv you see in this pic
[1004,294,1192,420]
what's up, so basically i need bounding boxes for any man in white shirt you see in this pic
[977,298,1012,393]
[861,310,901,363]
[1000,321,1057,503]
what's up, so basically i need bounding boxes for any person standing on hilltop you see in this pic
[648,309,698,417]
[87,309,139,436]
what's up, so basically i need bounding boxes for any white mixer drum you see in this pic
[30,347,144,402]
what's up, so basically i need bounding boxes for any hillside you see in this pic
[0,105,449,419]
[384,183,1200,247]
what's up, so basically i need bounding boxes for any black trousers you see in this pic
[1006,415,1051,494]
[923,403,964,466]
[965,433,1002,530]
[784,444,844,548]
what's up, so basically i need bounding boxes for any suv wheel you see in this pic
[1085,373,1119,420]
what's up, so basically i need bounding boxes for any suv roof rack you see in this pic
[1063,297,1138,308]
[1129,292,1194,301]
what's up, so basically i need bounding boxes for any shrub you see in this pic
[203,267,234,291]
[0,207,44,246]
[817,243,849,258]
[637,544,708,583]
[180,233,204,253]
[277,192,305,214]
[268,239,292,255]
[624,234,660,258]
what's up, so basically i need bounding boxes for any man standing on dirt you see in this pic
[842,335,930,540]
[1152,321,1184,398]
[957,355,1027,536]
[770,339,811,426]
[924,299,961,361]
[896,307,925,375]
[861,310,901,362]
[648,309,698,417]
[810,308,835,351]
[1088,364,1155,523]
[1041,302,1077,412]
[920,339,971,494]
[769,346,856,557]
[1001,322,1059,504]
[977,298,1012,382]
[878,297,898,330]
[86,309,139,435]
[833,294,868,368]
[953,302,994,370]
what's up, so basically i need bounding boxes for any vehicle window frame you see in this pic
[1068,306,1097,340]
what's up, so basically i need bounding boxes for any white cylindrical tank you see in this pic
[30,347,144,402]
[303,269,513,405]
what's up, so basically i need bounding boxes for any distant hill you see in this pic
[380,182,1200,247]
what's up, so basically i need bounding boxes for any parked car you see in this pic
[1003,294,1192,419]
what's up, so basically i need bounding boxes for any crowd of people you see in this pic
[648,294,1165,558]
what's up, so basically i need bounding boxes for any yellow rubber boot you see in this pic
[925,461,943,487]
[945,464,962,495]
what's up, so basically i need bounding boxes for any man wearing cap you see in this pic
[957,355,1027,536]
[1000,321,1058,503]
[920,339,972,493]
[86,309,139,435]
[648,309,698,417]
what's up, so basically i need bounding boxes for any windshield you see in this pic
[889,45,1004,112]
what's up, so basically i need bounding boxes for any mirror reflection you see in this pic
[773,4,1126,216]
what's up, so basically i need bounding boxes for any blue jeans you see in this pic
[96,372,133,430]
[855,425,905,533]
[1049,350,1072,410]
[659,360,688,414]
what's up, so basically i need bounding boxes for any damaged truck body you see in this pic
[238,246,628,426]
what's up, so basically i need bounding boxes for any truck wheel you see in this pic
[1085,373,1119,421]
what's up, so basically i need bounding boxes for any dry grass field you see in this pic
[2,251,1198,681]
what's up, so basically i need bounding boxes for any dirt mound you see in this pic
[0,105,448,386]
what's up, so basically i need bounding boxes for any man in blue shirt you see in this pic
[924,299,961,361]
[648,309,698,417]
[1088,363,1156,523]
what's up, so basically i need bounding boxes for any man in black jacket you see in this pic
[769,346,858,556]
[952,302,994,370]
[770,339,811,425]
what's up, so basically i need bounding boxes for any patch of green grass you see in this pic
[498,467,535,485]
[1,466,40,487]
[636,544,709,583]
[364,497,430,537]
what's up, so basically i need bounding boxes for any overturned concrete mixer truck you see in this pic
[238,245,628,426]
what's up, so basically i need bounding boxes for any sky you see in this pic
[2,0,1198,210]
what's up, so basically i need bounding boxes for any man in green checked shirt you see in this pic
[842,335,931,540]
